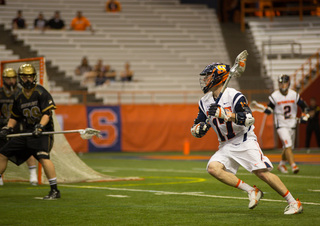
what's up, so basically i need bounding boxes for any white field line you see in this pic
[60,184,320,206]
[95,166,320,180]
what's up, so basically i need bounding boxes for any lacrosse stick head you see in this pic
[199,63,230,93]
[80,128,102,139]
[230,50,248,78]
[249,100,266,112]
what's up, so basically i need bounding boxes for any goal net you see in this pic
[0,57,141,183]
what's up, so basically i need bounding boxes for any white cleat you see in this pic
[0,177,3,186]
[248,185,263,209]
[277,164,289,174]
[292,165,300,174]
[284,199,303,215]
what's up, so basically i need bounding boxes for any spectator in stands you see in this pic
[104,65,116,82]
[34,12,47,30]
[95,68,109,86]
[75,57,92,76]
[305,97,320,149]
[12,10,27,29]
[70,11,94,33]
[120,62,134,82]
[47,11,65,30]
[106,0,122,13]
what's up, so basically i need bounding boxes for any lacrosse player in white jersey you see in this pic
[263,74,308,174]
[191,62,303,214]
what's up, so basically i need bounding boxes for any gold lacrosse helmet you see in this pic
[18,64,37,89]
[2,68,18,90]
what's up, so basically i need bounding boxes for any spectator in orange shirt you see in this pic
[70,11,93,32]
[106,0,121,12]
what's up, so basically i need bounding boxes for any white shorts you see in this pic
[206,140,273,175]
[277,127,295,149]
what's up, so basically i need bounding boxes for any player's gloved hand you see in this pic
[0,126,14,139]
[33,124,44,137]
[208,104,231,122]
[300,113,310,124]
[191,122,211,138]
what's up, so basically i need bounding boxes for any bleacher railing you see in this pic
[240,0,319,32]
[292,50,320,92]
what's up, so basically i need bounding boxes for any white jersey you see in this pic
[199,87,257,149]
[269,89,299,128]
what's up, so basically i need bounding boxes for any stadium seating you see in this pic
[247,17,320,89]
[0,0,237,104]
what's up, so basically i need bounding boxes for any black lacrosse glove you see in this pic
[0,127,14,139]
[33,124,44,137]
[208,103,220,116]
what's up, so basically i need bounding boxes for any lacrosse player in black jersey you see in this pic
[0,64,60,199]
[0,68,39,186]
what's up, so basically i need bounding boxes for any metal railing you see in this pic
[292,50,320,92]
[240,0,319,32]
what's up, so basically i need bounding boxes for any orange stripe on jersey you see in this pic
[277,100,294,105]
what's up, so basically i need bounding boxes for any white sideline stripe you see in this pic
[60,185,320,206]
[106,195,129,198]
[96,167,320,180]
[308,189,320,192]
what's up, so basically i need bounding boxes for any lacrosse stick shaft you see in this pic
[7,129,83,138]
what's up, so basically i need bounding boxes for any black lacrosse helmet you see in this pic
[199,62,230,94]
[278,74,290,94]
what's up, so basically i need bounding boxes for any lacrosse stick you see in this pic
[7,128,101,140]
[214,50,248,105]
[249,100,267,112]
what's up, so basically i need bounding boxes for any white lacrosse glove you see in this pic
[208,104,231,122]
[191,122,210,138]
[300,113,310,124]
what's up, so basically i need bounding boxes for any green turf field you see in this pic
[1,150,320,226]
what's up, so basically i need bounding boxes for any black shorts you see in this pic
[0,135,54,166]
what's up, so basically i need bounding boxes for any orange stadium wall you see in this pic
[55,104,275,153]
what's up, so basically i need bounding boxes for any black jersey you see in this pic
[0,87,20,127]
[10,85,56,132]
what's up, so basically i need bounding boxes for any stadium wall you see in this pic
[299,75,320,148]
[55,104,275,153]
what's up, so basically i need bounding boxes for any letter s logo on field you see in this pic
[87,106,121,151]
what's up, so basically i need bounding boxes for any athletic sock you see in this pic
[48,177,58,191]
[279,160,286,166]
[28,165,37,177]
[236,179,253,192]
[283,190,295,204]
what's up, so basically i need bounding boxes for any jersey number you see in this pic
[23,107,42,124]
[283,105,291,119]
[212,118,235,141]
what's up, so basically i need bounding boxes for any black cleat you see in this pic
[43,189,61,200]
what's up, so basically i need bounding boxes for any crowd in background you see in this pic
[75,57,134,87]
[10,0,131,87]
[11,0,122,30]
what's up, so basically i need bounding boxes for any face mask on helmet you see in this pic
[18,64,37,89]
[2,68,18,91]
[199,63,230,94]
[278,74,290,94]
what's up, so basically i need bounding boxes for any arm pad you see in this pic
[235,112,255,127]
